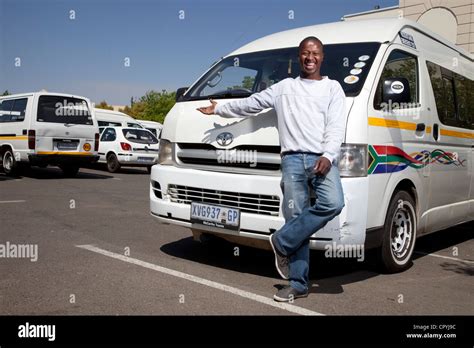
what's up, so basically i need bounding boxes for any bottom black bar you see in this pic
[0,315,472,345]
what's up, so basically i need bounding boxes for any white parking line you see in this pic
[0,200,26,204]
[415,251,474,264]
[76,244,323,316]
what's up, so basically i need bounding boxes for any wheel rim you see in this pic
[390,200,414,261]
[108,155,118,171]
[3,152,13,171]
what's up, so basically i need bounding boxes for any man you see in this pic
[197,37,346,302]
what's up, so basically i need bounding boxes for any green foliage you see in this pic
[119,90,175,124]
[95,100,114,110]
[2,90,10,96]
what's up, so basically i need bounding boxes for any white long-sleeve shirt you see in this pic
[214,76,346,163]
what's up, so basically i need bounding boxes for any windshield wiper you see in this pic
[203,91,252,99]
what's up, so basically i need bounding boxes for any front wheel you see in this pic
[378,190,417,273]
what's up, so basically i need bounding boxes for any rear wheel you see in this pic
[106,153,121,173]
[2,149,19,176]
[60,165,80,177]
[378,190,417,273]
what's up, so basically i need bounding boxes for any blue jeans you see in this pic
[274,153,344,292]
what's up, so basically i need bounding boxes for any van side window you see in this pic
[10,98,28,121]
[100,128,116,142]
[426,61,473,129]
[0,99,15,122]
[374,50,419,110]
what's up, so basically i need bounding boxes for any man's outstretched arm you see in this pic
[197,84,277,118]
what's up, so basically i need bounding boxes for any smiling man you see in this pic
[197,37,346,302]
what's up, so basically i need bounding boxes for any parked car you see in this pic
[98,127,159,173]
[0,91,100,177]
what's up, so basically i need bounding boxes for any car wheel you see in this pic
[146,166,152,174]
[378,190,417,273]
[107,153,121,173]
[2,149,19,176]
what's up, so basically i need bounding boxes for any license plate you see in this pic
[137,156,154,162]
[56,141,78,150]
[190,202,240,231]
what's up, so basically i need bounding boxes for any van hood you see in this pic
[162,98,354,148]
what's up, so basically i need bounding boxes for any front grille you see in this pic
[168,184,280,216]
[176,143,281,173]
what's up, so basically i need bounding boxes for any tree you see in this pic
[119,90,175,124]
[95,100,114,110]
[2,90,10,96]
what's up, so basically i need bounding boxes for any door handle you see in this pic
[416,123,425,132]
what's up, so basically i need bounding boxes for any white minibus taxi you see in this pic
[150,18,473,272]
[94,108,144,134]
[0,92,100,177]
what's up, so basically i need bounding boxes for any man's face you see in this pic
[299,40,324,77]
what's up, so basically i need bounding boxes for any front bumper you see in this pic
[150,164,368,250]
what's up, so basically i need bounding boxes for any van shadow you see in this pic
[11,166,113,180]
[160,236,381,294]
[85,163,149,175]
[413,222,473,276]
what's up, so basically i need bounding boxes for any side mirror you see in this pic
[176,87,189,102]
[382,78,411,105]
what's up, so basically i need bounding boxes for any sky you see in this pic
[0,0,398,105]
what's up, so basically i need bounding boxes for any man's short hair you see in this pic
[299,36,324,51]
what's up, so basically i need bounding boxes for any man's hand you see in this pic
[313,156,332,176]
[197,99,217,115]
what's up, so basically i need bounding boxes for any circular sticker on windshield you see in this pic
[358,55,370,61]
[350,68,362,75]
[354,62,366,68]
[344,75,359,84]
[390,80,405,94]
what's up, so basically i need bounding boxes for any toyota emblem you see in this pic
[216,132,233,146]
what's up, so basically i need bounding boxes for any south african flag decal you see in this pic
[368,145,466,175]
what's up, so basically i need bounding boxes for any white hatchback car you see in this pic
[98,127,159,173]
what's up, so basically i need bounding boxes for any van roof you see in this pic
[93,107,133,118]
[0,91,90,100]
[228,18,473,61]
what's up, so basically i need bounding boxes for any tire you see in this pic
[60,165,80,177]
[2,149,19,176]
[146,166,152,174]
[378,190,417,273]
[106,153,121,173]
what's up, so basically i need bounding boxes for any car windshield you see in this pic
[37,96,93,125]
[122,129,158,144]
[182,42,381,101]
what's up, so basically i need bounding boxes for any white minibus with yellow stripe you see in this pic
[0,92,100,177]
[150,18,473,272]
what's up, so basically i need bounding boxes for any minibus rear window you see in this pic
[122,129,158,144]
[183,42,381,100]
[37,96,93,125]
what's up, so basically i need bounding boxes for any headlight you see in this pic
[158,139,174,165]
[338,143,367,177]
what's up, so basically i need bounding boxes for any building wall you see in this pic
[343,0,474,54]
[399,0,474,53]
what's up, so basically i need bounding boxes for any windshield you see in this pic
[182,42,381,101]
[37,96,93,125]
[122,129,158,144]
